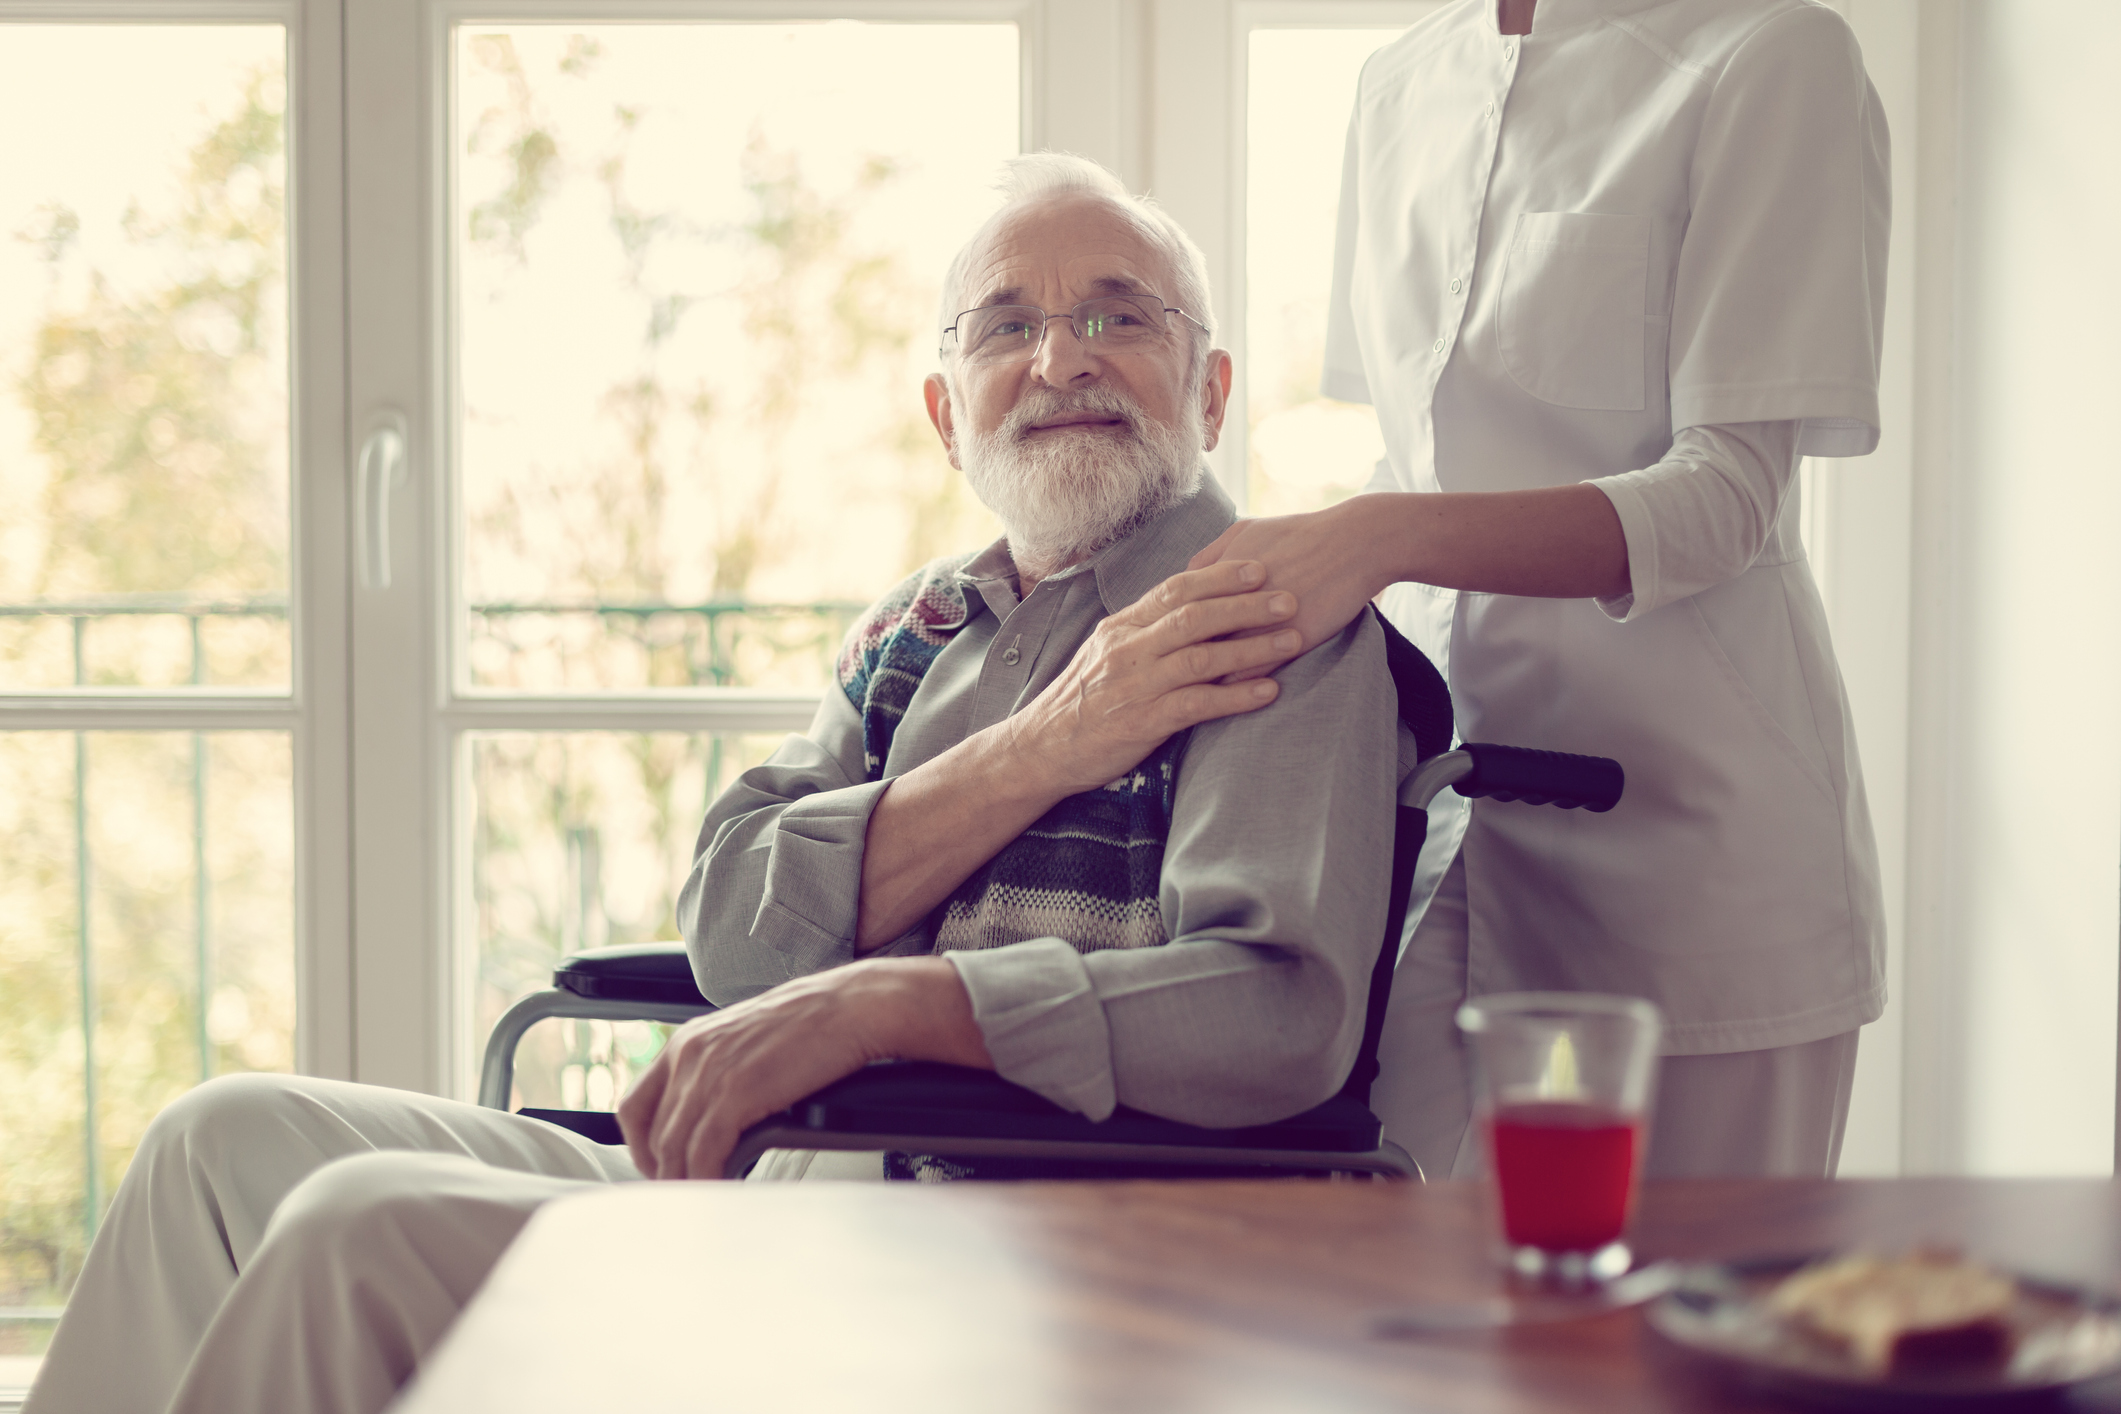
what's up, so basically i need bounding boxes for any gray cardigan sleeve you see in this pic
[677,688,890,1005]
[946,613,1398,1129]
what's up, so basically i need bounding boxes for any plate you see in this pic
[1645,1253,2121,1406]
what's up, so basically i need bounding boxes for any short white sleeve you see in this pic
[1320,99,1371,407]
[1669,5,1889,456]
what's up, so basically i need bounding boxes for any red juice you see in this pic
[1486,1100,1642,1251]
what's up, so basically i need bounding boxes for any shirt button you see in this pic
[1449,277,1463,294]
[1504,43,1516,59]
[1002,648,1020,665]
[1432,338,1445,353]
[1485,101,1495,116]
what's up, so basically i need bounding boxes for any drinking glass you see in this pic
[1456,991,1664,1286]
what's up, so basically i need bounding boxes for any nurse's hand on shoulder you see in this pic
[1191,486,1632,679]
[1188,497,1393,681]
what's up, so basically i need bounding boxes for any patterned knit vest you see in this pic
[837,556,1188,955]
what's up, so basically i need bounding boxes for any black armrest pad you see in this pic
[519,1107,624,1146]
[788,1062,1382,1153]
[520,1063,1384,1157]
[554,942,709,1007]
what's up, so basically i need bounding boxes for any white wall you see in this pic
[1810,0,1917,1177]
[1916,0,2121,1175]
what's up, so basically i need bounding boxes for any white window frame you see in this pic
[347,0,1161,1098]
[1146,0,1439,510]
[0,0,354,1083]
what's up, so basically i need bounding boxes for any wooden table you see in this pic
[393,1178,2121,1413]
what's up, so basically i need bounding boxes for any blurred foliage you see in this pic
[0,731,293,1334]
[460,32,986,663]
[13,69,287,606]
[1,69,292,1330]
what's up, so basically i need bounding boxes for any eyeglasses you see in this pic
[943,293,1210,365]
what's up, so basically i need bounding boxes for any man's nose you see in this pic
[1028,314,1100,386]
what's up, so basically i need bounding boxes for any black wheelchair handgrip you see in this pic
[1454,743,1624,813]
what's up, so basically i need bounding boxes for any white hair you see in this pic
[937,152,1216,380]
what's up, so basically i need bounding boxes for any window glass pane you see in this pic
[1246,29,1402,517]
[455,23,1017,694]
[0,27,290,691]
[0,729,293,1345]
[466,730,788,1099]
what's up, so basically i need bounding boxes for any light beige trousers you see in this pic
[1371,853,1861,1181]
[23,1072,877,1414]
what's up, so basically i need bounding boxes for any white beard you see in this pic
[957,384,1204,581]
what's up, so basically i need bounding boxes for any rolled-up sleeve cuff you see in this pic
[1585,476,1658,622]
[944,938,1117,1121]
[755,778,892,971]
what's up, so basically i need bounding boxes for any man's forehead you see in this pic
[974,273,1157,309]
[958,196,1172,308]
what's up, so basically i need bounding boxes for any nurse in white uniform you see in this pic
[1194,0,1890,1178]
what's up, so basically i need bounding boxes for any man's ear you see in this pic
[923,372,962,471]
[1198,349,1234,452]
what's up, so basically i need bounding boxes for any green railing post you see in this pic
[71,615,100,1235]
[193,613,212,1083]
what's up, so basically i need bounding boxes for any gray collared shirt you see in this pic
[678,477,1400,1127]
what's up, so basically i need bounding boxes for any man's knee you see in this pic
[141,1071,326,1166]
[264,1152,543,1291]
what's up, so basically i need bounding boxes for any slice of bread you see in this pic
[1767,1251,2016,1375]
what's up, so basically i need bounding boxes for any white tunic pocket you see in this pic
[1499,211,1651,411]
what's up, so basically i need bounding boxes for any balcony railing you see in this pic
[0,594,858,1254]
[465,599,866,691]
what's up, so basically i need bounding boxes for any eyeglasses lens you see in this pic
[956,295,1169,364]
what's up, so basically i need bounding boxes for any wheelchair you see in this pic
[479,618,1624,1180]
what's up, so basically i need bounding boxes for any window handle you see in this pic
[357,411,409,590]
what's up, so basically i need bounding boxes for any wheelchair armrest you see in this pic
[518,1063,1411,1179]
[761,1061,1384,1152]
[553,941,708,1007]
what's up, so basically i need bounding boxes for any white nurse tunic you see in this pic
[1325,0,1890,1055]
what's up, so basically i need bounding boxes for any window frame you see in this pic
[344,0,1155,1096]
[0,0,354,1083]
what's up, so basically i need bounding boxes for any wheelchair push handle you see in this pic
[1454,742,1624,812]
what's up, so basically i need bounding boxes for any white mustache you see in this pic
[999,385,1148,441]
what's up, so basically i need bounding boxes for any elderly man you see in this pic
[25,154,1398,1414]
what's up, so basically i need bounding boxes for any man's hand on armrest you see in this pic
[853,558,1301,951]
[615,956,990,1181]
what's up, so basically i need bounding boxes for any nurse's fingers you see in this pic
[1187,520,1247,572]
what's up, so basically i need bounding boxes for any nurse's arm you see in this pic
[1190,484,1629,677]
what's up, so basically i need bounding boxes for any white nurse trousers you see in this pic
[22,1073,882,1414]
[1372,854,1861,1182]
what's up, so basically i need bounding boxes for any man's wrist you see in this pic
[983,710,1084,805]
[852,956,992,1069]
